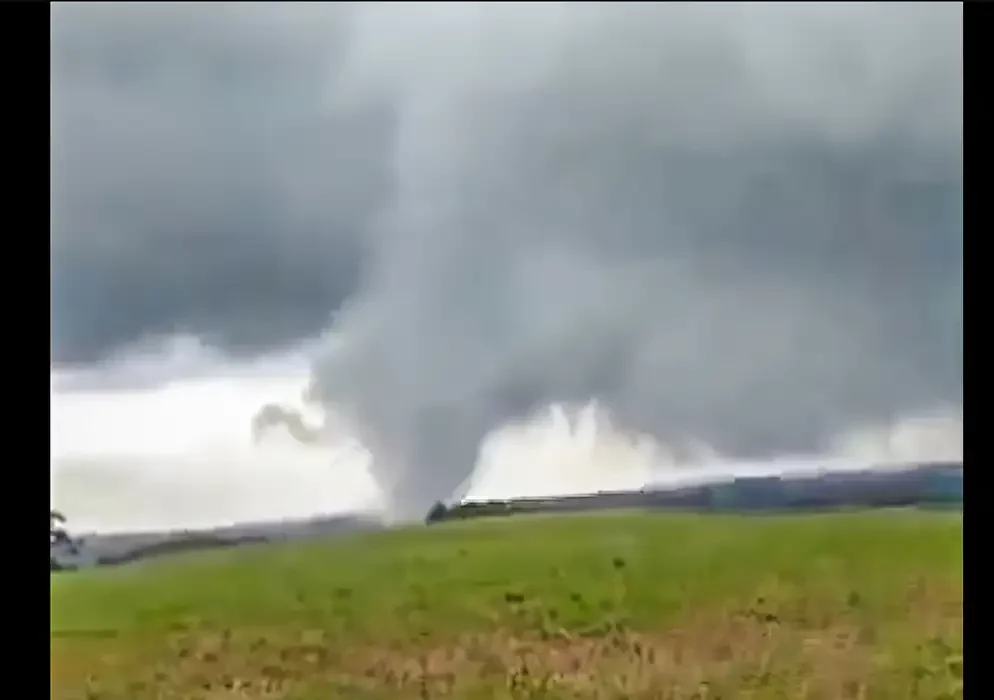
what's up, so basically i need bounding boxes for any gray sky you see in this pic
[52,2,962,516]
[52,2,382,363]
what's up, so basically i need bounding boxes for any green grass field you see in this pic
[51,511,962,699]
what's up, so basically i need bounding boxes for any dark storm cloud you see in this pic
[51,2,386,364]
[304,2,962,516]
[52,3,962,518]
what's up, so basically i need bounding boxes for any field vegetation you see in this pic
[51,510,962,699]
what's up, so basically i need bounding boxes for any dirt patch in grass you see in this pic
[52,587,962,699]
[341,618,961,699]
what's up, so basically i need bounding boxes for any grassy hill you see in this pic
[51,510,962,699]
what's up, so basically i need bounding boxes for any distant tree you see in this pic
[50,509,77,553]
[425,501,449,524]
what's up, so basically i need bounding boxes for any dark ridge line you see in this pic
[52,461,961,572]
[50,514,382,573]
[96,534,272,568]
[426,461,963,523]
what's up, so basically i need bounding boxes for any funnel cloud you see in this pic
[52,3,962,520]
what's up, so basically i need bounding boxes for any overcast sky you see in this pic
[52,2,962,515]
[52,2,380,364]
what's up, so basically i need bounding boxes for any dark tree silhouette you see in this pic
[425,501,449,524]
[50,509,78,556]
